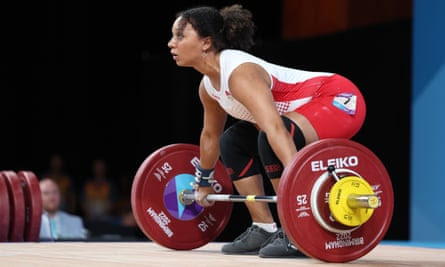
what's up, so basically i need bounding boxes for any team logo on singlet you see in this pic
[332,93,357,115]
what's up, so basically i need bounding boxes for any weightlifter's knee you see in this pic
[258,116,306,179]
[219,121,262,181]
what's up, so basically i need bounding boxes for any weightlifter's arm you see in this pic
[198,79,227,170]
[229,63,297,166]
[194,80,227,207]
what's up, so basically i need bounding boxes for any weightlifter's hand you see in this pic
[194,164,216,207]
[194,186,215,207]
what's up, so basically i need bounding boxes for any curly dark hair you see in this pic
[176,4,256,52]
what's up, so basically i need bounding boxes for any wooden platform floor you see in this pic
[0,241,444,266]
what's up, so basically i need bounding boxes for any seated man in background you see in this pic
[39,177,87,241]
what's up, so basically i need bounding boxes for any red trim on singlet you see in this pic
[270,75,327,101]
[239,158,254,177]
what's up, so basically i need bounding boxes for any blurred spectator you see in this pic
[39,177,87,241]
[42,153,77,213]
[80,158,116,223]
[111,173,136,227]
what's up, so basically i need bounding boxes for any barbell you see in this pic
[130,138,394,263]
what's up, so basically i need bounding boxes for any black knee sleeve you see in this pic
[219,121,262,181]
[258,116,306,179]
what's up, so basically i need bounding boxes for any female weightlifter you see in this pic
[167,4,366,258]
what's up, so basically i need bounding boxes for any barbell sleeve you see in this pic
[347,194,380,209]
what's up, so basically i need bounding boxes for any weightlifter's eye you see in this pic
[175,32,184,40]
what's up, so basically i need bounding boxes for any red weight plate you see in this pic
[2,171,26,242]
[278,138,394,263]
[131,143,233,250]
[17,171,42,242]
[0,175,10,241]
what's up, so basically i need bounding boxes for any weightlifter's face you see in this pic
[168,17,206,67]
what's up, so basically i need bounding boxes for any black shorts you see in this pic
[219,117,305,180]
[219,121,262,181]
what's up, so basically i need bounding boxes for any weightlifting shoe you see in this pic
[258,228,307,258]
[221,225,274,255]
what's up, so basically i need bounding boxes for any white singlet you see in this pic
[202,49,334,123]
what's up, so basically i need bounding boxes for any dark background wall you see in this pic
[1,0,411,241]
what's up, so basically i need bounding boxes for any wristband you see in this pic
[194,165,215,187]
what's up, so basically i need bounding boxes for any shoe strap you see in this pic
[269,229,297,250]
